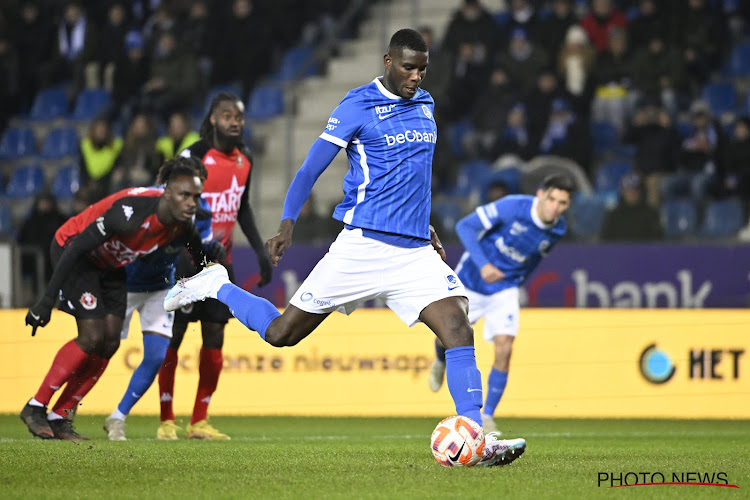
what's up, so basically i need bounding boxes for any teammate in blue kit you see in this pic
[429,174,574,433]
[164,29,525,466]
[103,166,226,441]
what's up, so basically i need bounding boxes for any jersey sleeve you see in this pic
[475,197,515,231]
[318,94,366,148]
[179,139,210,160]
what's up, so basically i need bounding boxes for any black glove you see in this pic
[258,252,273,287]
[25,296,55,336]
[206,241,227,263]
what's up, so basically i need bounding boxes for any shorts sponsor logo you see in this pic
[300,292,313,302]
[80,292,97,310]
[300,292,334,307]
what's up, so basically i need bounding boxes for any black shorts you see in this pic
[173,249,236,325]
[51,241,127,320]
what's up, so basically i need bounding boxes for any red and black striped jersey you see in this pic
[56,187,192,269]
[180,138,251,263]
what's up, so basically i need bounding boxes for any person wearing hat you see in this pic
[600,173,663,241]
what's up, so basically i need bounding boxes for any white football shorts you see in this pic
[120,290,174,339]
[289,228,466,326]
[465,286,520,341]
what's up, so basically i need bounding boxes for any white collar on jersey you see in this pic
[530,197,556,229]
[374,77,401,100]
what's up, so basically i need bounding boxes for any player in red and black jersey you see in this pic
[20,157,209,441]
[157,92,272,440]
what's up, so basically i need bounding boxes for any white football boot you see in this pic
[428,358,446,392]
[476,433,526,467]
[163,263,231,312]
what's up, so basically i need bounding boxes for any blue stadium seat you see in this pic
[277,46,320,82]
[246,85,284,120]
[595,160,633,197]
[487,167,522,195]
[721,41,750,78]
[590,121,619,156]
[569,194,606,239]
[39,127,79,159]
[701,83,737,116]
[0,202,13,237]
[449,161,492,198]
[51,165,80,200]
[71,89,111,120]
[660,199,697,238]
[29,88,69,121]
[432,200,463,234]
[0,127,36,160]
[698,199,744,238]
[5,165,45,199]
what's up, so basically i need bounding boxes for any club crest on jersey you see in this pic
[236,156,243,166]
[80,292,97,310]
[422,104,432,119]
[538,240,551,255]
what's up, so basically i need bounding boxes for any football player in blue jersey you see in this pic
[429,174,574,433]
[163,29,526,466]
[103,163,226,441]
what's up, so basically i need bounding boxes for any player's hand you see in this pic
[257,252,273,287]
[206,241,227,263]
[429,225,447,262]
[480,263,505,284]
[266,219,294,266]
[25,296,55,336]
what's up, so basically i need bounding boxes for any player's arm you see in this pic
[455,203,506,284]
[195,200,226,263]
[266,138,341,265]
[237,166,273,286]
[25,201,138,335]
[182,220,211,270]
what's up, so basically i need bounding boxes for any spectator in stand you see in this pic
[600,173,662,242]
[557,25,596,101]
[16,1,53,111]
[442,0,497,63]
[623,96,680,207]
[181,1,216,88]
[142,5,176,58]
[538,98,592,174]
[111,30,148,125]
[17,191,69,283]
[486,179,510,203]
[524,67,573,150]
[440,42,492,122]
[631,34,687,116]
[537,0,577,62]
[491,102,534,162]
[79,117,123,202]
[213,0,271,99]
[496,28,549,98]
[156,111,200,163]
[723,117,750,206]
[97,3,129,91]
[672,0,726,96]
[142,31,200,121]
[462,66,520,161]
[580,0,627,53]
[111,113,161,192]
[627,0,664,52]
[417,26,451,104]
[591,27,633,134]
[501,0,542,50]
[39,1,98,97]
[663,99,726,201]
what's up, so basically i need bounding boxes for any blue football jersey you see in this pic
[319,78,436,240]
[456,195,566,295]
[126,197,213,293]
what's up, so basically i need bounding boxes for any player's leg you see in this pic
[106,291,172,440]
[158,315,187,429]
[186,318,228,440]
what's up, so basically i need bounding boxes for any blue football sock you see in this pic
[483,368,508,417]
[434,339,446,362]
[217,283,281,341]
[444,346,483,425]
[117,334,169,416]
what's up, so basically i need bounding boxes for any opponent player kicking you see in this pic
[429,174,573,433]
[103,173,224,440]
[163,29,525,466]
[21,157,207,440]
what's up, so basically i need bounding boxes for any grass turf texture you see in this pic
[1,415,748,499]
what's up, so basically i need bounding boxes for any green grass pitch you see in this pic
[1,415,748,499]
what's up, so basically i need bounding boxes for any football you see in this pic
[430,415,485,467]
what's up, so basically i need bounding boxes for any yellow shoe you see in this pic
[186,420,230,440]
[157,420,181,441]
